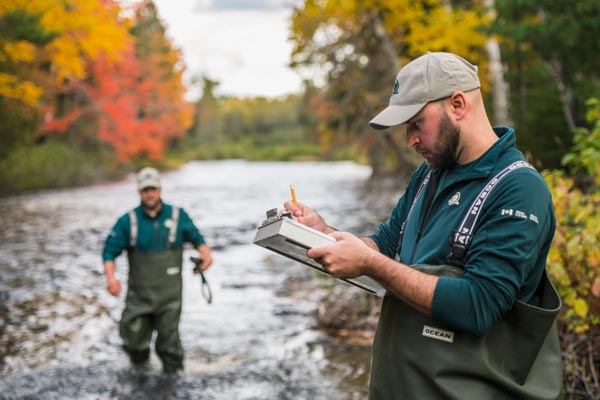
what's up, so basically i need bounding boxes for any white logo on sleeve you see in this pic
[166,267,180,275]
[422,325,455,343]
[500,209,539,224]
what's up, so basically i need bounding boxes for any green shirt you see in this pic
[102,202,206,262]
[370,127,556,336]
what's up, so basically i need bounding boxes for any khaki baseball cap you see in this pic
[369,52,481,130]
[137,167,161,190]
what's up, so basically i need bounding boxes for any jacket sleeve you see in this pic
[102,213,130,262]
[431,170,556,336]
[179,208,206,247]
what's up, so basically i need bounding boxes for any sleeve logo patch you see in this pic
[500,209,539,224]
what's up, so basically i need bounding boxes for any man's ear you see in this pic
[449,91,468,121]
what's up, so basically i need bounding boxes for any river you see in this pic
[0,160,403,400]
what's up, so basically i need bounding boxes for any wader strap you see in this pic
[128,210,138,248]
[168,207,180,249]
[396,171,432,255]
[446,160,535,267]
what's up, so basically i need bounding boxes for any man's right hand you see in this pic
[104,260,122,297]
[283,200,336,234]
[107,277,122,297]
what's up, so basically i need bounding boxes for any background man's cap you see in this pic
[137,167,161,190]
[369,52,481,130]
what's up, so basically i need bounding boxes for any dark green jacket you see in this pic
[102,202,205,261]
[370,127,556,336]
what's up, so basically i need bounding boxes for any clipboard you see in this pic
[253,210,385,296]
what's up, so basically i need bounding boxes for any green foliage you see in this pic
[507,64,571,168]
[562,98,600,181]
[0,140,118,195]
[545,98,600,335]
[492,0,600,168]
[0,8,56,44]
[188,87,324,160]
[0,97,39,159]
[184,128,324,162]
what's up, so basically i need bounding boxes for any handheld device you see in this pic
[253,209,385,296]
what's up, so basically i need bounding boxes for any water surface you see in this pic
[0,160,403,399]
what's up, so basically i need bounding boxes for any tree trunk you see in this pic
[484,0,511,127]
[486,38,511,126]
[549,59,577,132]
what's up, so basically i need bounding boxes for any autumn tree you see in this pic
[126,0,193,158]
[0,5,53,157]
[290,0,489,177]
[36,0,192,162]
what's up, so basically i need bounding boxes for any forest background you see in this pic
[1,0,599,397]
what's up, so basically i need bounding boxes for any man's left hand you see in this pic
[307,231,373,279]
[194,244,213,273]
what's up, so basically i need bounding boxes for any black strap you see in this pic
[446,161,535,267]
[420,171,440,230]
[396,171,432,256]
[200,271,213,304]
[395,161,535,266]
[191,256,213,304]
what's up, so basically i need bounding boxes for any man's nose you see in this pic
[406,130,421,148]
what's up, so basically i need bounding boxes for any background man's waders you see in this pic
[120,249,184,372]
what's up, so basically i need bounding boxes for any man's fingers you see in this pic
[307,246,325,259]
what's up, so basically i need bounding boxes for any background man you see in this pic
[102,167,213,374]
[285,52,562,399]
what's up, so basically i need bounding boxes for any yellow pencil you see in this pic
[290,184,297,206]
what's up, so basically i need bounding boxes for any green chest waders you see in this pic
[120,249,185,371]
[126,249,183,307]
[368,161,563,400]
[369,265,562,400]
[119,207,185,371]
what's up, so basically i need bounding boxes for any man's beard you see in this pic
[142,198,161,211]
[420,109,460,170]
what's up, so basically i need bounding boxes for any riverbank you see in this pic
[0,135,357,197]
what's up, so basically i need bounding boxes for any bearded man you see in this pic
[103,167,213,374]
[284,52,562,399]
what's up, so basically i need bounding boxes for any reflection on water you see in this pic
[0,160,403,399]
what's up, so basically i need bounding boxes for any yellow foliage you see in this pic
[0,0,131,104]
[0,40,36,63]
[573,298,588,319]
[44,0,131,85]
[0,72,42,106]
[545,171,600,334]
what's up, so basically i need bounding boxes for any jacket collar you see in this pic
[440,126,515,180]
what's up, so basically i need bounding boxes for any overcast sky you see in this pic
[152,0,304,100]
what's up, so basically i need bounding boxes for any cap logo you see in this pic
[392,79,399,95]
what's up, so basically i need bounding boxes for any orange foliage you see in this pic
[35,0,192,162]
[84,45,169,161]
